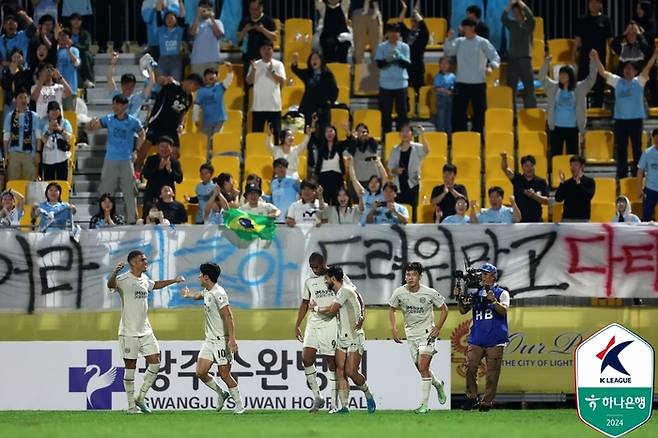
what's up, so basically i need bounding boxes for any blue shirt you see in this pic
[62,0,92,16]
[110,89,146,119]
[195,83,228,124]
[100,114,143,160]
[38,201,73,232]
[206,210,223,225]
[360,191,385,225]
[638,145,658,192]
[554,89,577,128]
[375,41,410,90]
[442,214,470,224]
[3,111,40,154]
[0,31,32,68]
[609,75,647,120]
[444,35,501,84]
[477,206,515,224]
[57,47,81,92]
[372,203,409,224]
[271,176,300,223]
[33,0,58,24]
[433,72,456,95]
[195,181,216,223]
[468,284,509,347]
[158,25,185,56]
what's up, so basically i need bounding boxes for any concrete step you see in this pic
[95,66,146,83]
[85,84,145,102]
[94,53,140,65]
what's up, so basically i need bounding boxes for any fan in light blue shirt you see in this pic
[99,113,144,161]
[269,158,300,224]
[638,145,658,192]
[471,187,521,224]
[444,24,500,84]
[56,31,81,92]
[375,33,411,90]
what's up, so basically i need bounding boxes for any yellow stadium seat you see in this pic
[218,63,243,88]
[416,204,437,224]
[424,63,440,86]
[400,204,413,222]
[423,132,448,158]
[180,132,209,159]
[180,156,206,179]
[244,155,274,193]
[485,156,508,181]
[353,109,381,141]
[486,65,501,87]
[420,178,443,204]
[587,107,613,118]
[519,155,548,180]
[285,63,305,88]
[585,130,614,164]
[327,63,350,88]
[518,108,546,132]
[222,109,243,135]
[551,154,571,187]
[223,87,245,112]
[6,180,29,199]
[282,86,305,112]
[458,177,482,206]
[175,179,198,202]
[619,177,640,199]
[211,156,241,179]
[452,155,481,180]
[452,132,481,158]
[284,41,312,65]
[484,178,514,207]
[384,132,399,161]
[63,111,78,139]
[421,156,448,180]
[590,202,615,223]
[485,132,514,158]
[245,132,271,156]
[534,17,545,42]
[552,202,564,223]
[486,86,513,109]
[532,39,545,72]
[337,86,350,105]
[593,177,616,203]
[212,132,241,155]
[331,108,350,139]
[284,18,313,42]
[425,17,448,50]
[518,131,548,157]
[417,85,436,119]
[485,108,513,134]
[547,39,574,64]
[353,62,379,96]
[183,92,198,133]
[273,18,282,50]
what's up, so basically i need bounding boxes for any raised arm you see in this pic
[510,196,522,223]
[153,275,185,290]
[590,49,608,78]
[469,201,480,224]
[500,152,514,179]
[640,47,658,80]
[107,261,125,289]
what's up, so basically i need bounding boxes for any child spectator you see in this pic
[269,158,300,224]
[69,13,94,88]
[188,163,216,224]
[433,56,456,134]
[193,64,233,145]
[56,28,80,111]
[156,0,187,80]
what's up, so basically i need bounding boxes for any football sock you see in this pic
[202,377,222,394]
[137,363,160,401]
[124,368,135,409]
[421,378,432,406]
[357,383,373,399]
[229,386,243,409]
[430,371,442,389]
[304,366,321,398]
[338,389,349,409]
[328,371,338,409]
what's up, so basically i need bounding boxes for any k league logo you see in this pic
[68,350,125,410]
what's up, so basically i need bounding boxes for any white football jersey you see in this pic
[113,272,155,337]
[302,271,352,328]
[389,284,446,339]
[203,283,230,340]
[335,284,364,340]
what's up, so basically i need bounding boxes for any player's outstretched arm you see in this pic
[219,305,238,353]
[389,307,402,343]
[431,303,449,338]
[153,275,185,290]
[294,299,310,342]
[314,301,341,317]
[107,261,125,289]
[180,287,203,300]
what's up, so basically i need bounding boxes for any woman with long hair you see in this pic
[291,51,339,127]
[39,101,73,180]
[323,185,360,224]
[310,124,346,205]
[267,123,313,179]
[30,63,74,118]
[89,193,125,229]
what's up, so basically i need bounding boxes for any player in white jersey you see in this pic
[294,252,342,413]
[107,250,184,414]
[180,262,245,414]
[311,266,376,414]
[388,262,449,414]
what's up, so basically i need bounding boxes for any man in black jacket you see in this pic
[554,155,596,222]
[141,136,183,220]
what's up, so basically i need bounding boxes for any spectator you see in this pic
[28,43,49,82]
[350,0,382,64]
[204,185,230,225]
[237,0,277,69]
[0,11,36,67]
[365,182,409,225]
[96,0,125,54]
[243,173,262,194]
[269,157,300,224]
[387,124,429,213]
[430,163,468,222]
[470,186,521,224]
[0,189,25,227]
[137,73,203,168]
[501,152,548,222]
[310,125,346,205]
[592,48,658,178]
[286,179,322,227]
[638,128,658,221]
[189,0,225,76]
[55,28,80,111]
[348,160,386,224]
[31,64,73,118]
[32,181,76,232]
[554,155,596,222]
[193,64,233,145]
[3,88,40,181]
[268,125,312,179]
[141,205,170,226]
[323,185,360,224]
[1,48,32,115]
[316,0,350,63]
[89,193,126,229]
[501,1,536,109]
[30,14,57,66]
[86,94,145,224]
[634,1,657,106]
[466,4,490,39]
[432,56,456,134]
[398,1,429,94]
[344,122,382,187]
[291,51,338,128]
[37,100,73,180]
[155,0,187,80]
[107,54,156,119]
[155,185,187,224]
[540,52,597,157]
[32,0,58,25]
[186,162,216,224]
[611,196,641,223]
[442,195,471,224]
[572,0,612,108]
[612,21,650,75]
[142,136,184,220]
[69,13,94,89]
[375,23,411,134]
[61,1,92,30]
[240,183,280,217]
[444,19,500,134]
[213,172,240,208]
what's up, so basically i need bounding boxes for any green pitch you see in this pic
[1,410,657,438]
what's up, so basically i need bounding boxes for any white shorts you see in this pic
[198,338,233,366]
[119,333,160,360]
[337,332,366,355]
[408,335,437,364]
[303,322,337,356]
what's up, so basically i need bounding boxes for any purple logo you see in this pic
[69,349,125,410]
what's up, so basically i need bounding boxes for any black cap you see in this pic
[244,184,262,195]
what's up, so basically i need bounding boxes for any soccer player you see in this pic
[180,262,246,414]
[106,250,185,414]
[311,266,376,414]
[294,252,340,413]
[388,262,449,414]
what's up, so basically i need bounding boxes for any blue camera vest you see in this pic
[468,284,509,347]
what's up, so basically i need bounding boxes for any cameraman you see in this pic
[455,263,510,412]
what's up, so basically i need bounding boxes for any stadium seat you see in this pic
[452,132,481,158]
[457,177,482,206]
[486,86,513,109]
[417,85,436,119]
[590,202,615,223]
[423,132,448,158]
[485,132,514,158]
[353,62,379,97]
[285,63,305,88]
[520,155,548,180]
[593,177,616,203]
[585,130,614,164]
[485,156,508,181]
[223,87,245,112]
[218,63,243,88]
[284,18,313,42]
[420,178,442,204]
[180,133,209,159]
[552,202,564,223]
[384,132,399,161]
[245,132,271,156]
[416,204,436,224]
[550,154,572,187]
[517,108,546,132]
[421,156,448,181]
[425,18,448,50]
[485,108,513,134]
[547,39,574,64]
[211,156,241,180]
[532,39,545,72]
[619,177,640,199]
[180,156,206,180]
[337,86,350,105]
[518,131,548,157]
[353,109,382,141]
[184,93,198,134]
[212,132,241,155]
[282,86,305,112]
[452,155,481,180]
[176,179,198,202]
[330,108,350,139]
[327,63,350,88]
[400,204,413,221]
[244,155,274,193]
[486,64,501,87]
[484,178,514,207]
[586,107,613,118]
[534,17,545,42]
[424,63,440,85]
[222,110,243,135]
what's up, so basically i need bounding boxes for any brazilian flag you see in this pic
[223,208,276,241]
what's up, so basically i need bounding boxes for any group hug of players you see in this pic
[107,250,465,414]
